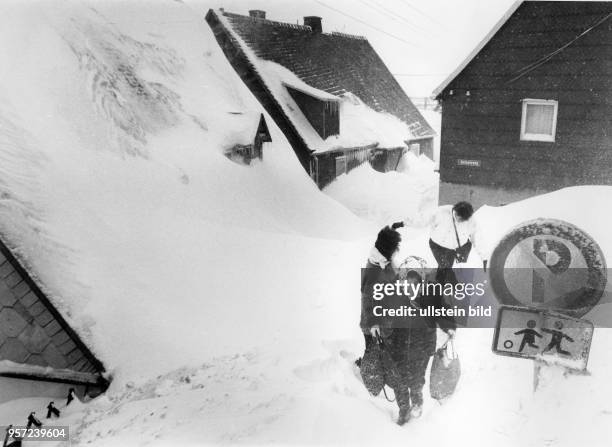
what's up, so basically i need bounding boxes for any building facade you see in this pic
[434,1,612,207]
[207,9,435,188]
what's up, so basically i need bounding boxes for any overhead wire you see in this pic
[314,0,418,46]
[507,11,612,84]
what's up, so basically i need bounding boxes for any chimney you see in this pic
[249,10,266,19]
[304,16,322,33]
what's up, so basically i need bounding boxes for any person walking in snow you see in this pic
[26,412,42,429]
[360,230,456,425]
[393,201,488,281]
[383,258,456,425]
[3,425,22,447]
[46,402,60,419]
[66,388,76,406]
[360,225,402,350]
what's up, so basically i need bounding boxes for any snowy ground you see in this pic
[0,1,612,446]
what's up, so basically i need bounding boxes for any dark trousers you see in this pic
[429,238,457,269]
[429,239,470,326]
[393,356,430,411]
[364,333,374,350]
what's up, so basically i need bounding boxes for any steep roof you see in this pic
[0,236,106,386]
[433,1,612,98]
[433,1,523,98]
[214,10,434,148]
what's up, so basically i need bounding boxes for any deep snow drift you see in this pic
[0,1,611,446]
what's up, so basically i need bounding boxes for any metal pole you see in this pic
[533,360,541,392]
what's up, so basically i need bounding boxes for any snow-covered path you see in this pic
[0,1,612,446]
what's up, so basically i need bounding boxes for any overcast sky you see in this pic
[189,0,518,97]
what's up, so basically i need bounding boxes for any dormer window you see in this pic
[285,84,340,139]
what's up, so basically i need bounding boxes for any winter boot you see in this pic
[397,408,411,426]
[410,388,423,418]
[410,405,423,419]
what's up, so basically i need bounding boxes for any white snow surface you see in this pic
[324,152,439,228]
[0,1,612,446]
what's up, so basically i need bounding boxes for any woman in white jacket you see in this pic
[393,201,487,278]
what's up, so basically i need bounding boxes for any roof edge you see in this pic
[219,10,368,41]
[0,237,106,374]
[432,0,523,98]
[0,361,106,386]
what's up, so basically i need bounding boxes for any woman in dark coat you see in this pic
[360,226,402,347]
[360,228,456,426]
[384,265,456,424]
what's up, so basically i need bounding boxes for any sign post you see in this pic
[492,305,594,389]
[488,218,605,390]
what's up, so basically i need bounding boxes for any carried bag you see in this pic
[452,217,472,264]
[360,335,400,398]
[429,339,461,401]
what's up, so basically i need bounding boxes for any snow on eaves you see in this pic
[216,10,416,154]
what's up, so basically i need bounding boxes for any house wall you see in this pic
[407,137,434,160]
[438,1,612,207]
[315,146,373,188]
[0,377,88,404]
[315,145,407,188]
[285,87,339,139]
[370,148,405,173]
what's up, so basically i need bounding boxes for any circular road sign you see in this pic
[489,219,607,317]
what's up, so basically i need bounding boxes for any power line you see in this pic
[399,0,445,27]
[508,11,612,84]
[314,0,418,46]
[368,0,430,33]
[356,0,424,34]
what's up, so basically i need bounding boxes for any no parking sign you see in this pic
[489,218,607,317]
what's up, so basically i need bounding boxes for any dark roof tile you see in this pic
[222,11,434,138]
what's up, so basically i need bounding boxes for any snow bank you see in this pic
[476,185,612,262]
[324,153,439,228]
[0,1,611,446]
[0,0,369,385]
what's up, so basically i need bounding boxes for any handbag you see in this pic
[429,339,461,401]
[452,216,472,264]
[359,335,401,398]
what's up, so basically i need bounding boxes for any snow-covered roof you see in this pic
[433,0,523,98]
[225,111,269,146]
[0,236,105,385]
[213,9,434,153]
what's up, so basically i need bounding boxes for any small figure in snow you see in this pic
[515,320,542,352]
[66,387,76,406]
[46,402,60,419]
[26,412,42,429]
[3,425,22,447]
[542,321,574,356]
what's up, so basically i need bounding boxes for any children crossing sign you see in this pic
[492,305,594,371]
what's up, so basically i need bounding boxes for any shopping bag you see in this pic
[429,340,461,400]
[360,336,400,396]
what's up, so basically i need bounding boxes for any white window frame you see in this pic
[520,99,558,143]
